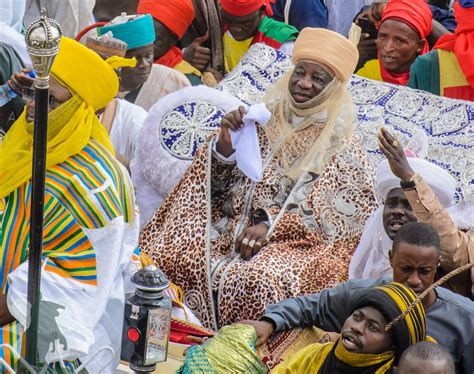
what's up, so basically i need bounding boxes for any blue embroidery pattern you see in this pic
[160,101,224,160]
[349,76,474,204]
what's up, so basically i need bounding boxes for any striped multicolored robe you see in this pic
[408,49,474,102]
[0,141,139,372]
[224,16,299,73]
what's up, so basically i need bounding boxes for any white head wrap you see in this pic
[376,158,456,207]
[349,157,457,280]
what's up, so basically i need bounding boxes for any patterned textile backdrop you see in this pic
[217,43,293,106]
[349,76,474,206]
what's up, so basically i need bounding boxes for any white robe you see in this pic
[108,99,148,167]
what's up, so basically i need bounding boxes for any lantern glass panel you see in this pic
[144,300,172,365]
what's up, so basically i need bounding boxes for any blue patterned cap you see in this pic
[98,14,156,50]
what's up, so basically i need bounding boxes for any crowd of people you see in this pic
[0,0,473,373]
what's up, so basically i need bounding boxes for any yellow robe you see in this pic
[356,59,383,82]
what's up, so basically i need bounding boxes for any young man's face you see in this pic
[390,243,439,295]
[120,44,154,90]
[399,354,453,374]
[383,188,417,240]
[376,19,424,74]
[341,306,393,354]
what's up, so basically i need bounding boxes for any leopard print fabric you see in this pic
[139,122,376,330]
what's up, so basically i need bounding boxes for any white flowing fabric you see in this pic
[0,22,32,67]
[131,86,244,230]
[0,0,26,32]
[8,204,140,373]
[349,207,393,279]
[349,157,457,280]
[24,0,96,38]
[108,99,148,166]
[230,103,271,182]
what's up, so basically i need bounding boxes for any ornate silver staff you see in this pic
[24,9,61,368]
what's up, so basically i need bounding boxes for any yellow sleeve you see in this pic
[272,342,333,374]
[356,59,383,81]
[174,60,202,77]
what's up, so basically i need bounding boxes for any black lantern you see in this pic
[121,265,172,373]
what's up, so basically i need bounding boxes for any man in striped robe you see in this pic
[0,37,140,372]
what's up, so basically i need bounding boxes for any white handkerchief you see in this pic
[230,103,271,181]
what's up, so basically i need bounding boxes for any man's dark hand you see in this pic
[217,106,246,157]
[235,223,269,261]
[183,32,212,71]
[367,1,387,24]
[7,69,34,96]
[238,320,274,347]
[357,33,378,69]
[205,67,224,83]
[378,127,415,182]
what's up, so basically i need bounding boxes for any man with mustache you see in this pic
[91,13,190,168]
[242,222,474,373]
[356,0,432,86]
[97,13,190,111]
[138,27,376,330]
[273,281,430,373]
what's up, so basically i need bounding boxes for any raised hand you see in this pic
[367,1,387,24]
[7,69,34,96]
[378,127,415,182]
[183,31,212,71]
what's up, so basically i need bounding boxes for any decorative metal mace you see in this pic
[24,9,61,368]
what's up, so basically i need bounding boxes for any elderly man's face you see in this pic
[288,62,334,104]
[376,19,424,74]
[25,76,73,122]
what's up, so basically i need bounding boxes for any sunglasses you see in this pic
[22,86,57,107]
